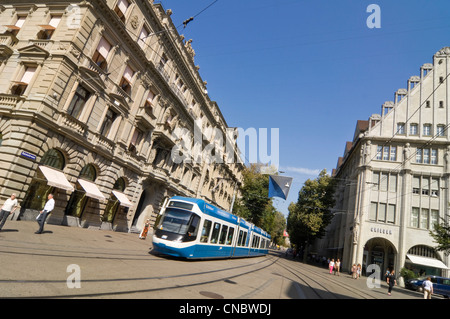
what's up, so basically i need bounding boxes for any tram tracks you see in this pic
[274,256,381,299]
[2,254,281,298]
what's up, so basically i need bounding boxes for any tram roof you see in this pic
[170,196,271,239]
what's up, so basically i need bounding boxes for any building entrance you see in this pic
[364,237,397,275]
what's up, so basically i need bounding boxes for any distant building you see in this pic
[318,47,450,278]
[0,0,243,232]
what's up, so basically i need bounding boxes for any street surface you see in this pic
[0,221,438,300]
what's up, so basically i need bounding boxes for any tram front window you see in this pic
[157,208,200,242]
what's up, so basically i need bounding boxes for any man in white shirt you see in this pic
[35,194,55,234]
[423,277,434,299]
[0,193,18,231]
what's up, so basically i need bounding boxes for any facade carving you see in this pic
[0,0,243,233]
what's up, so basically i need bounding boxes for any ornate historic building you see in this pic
[0,0,243,232]
[317,47,450,279]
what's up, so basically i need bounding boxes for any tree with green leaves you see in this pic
[287,169,336,261]
[429,216,450,254]
[232,164,286,241]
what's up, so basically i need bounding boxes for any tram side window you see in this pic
[210,222,221,244]
[219,225,228,244]
[200,219,212,243]
[226,227,234,245]
[238,230,244,246]
[242,232,248,246]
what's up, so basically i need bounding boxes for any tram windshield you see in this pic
[159,208,200,238]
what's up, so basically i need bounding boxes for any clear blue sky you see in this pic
[158,0,450,216]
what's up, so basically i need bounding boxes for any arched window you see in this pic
[22,149,66,210]
[65,164,98,218]
[79,164,97,181]
[102,177,127,224]
[40,148,65,169]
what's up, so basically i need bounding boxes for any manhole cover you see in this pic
[199,291,224,299]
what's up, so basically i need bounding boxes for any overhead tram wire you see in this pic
[335,72,450,200]
[74,0,220,95]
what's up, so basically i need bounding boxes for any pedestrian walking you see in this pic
[351,264,357,279]
[356,264,361,279]
[329,258,335,274]
[35,194,54,234]
[334,259,341,276]
[422,277,434,299]
[139,219,151,239]
[0,193,18,231]
[386,269,396,296]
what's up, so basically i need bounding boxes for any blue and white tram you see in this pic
[152,196,271,259]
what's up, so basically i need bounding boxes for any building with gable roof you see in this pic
[317,47,450,279]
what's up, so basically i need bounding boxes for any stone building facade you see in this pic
[0,0,243,232]
[317,47,450,278]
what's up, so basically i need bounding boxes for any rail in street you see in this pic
[0,221,437,300]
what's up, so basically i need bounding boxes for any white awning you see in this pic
[112,190,133,208]
[78,179,106,201]
[406,254,449,270]
[39,166,74,192]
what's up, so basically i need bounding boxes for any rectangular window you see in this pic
[380,173,388,191]
[431,149,437,164]
[372,172,380,190]
[67,85,91,119]
[431,178,439,197]
[138,26,149,49]
[11,66,36,96]
[412,176,420,194]
[410,123,418,135]
[226,227,234,245]
[423,149,430,164]
[92,37,111,71]
[383,146,389,161]
[119,65,134,95]
[422,177,429,196]
[416,149,422,163]
[37,15,61,39]
[128,128,143,153]
[210,222,221,244]
[423,124,432,136]
[420,208,429,229]
[430,210,439,230]
[370,202,378,221]
[114,0,130,22]
[397,123,405,134]
[437,125,445,136]
[411,207,419,228]
[219,225,228,244]
[376,146,382,160]
[387,204,396,224]
[390,146,397,161]
[389,174,397,192]
[200,219,212,243]
[99,108,118,137]
[378,203,386,222]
